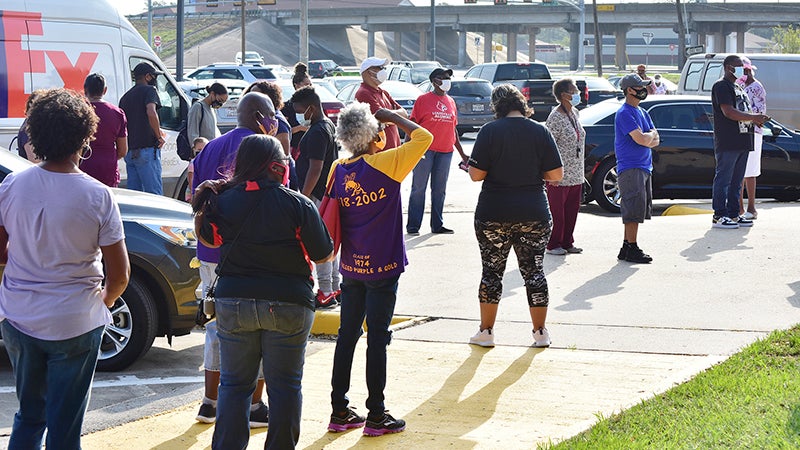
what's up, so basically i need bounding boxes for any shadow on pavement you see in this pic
[679,227,751,262]
[556,263,639,312]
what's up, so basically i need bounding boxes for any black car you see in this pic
[417,78,494,136]
[0,150,200,371]
[308,60,343,78]
[581,95,800,212]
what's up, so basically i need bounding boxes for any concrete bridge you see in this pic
[263,2,800,69]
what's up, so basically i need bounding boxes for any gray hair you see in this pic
[336,102,379,156]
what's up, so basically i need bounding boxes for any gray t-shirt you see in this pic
[188,100,220,143]
[0,166,124,340]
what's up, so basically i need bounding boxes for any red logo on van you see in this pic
[1,11,98,117]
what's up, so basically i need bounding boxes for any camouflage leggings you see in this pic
[475,219,552,307]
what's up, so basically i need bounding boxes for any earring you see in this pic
[79,145,93,161]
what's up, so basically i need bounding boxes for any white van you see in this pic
[0,0,190,199]
[678,53,800,130]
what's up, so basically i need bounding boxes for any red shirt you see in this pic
[355,83,402,150]
[410,92,458,153]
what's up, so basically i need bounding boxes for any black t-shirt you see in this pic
[198,179,333,310]
[469,117,563,222]
[711,78,754,153]
[282,101,305,149]
[295,118,338,200]
[119,84,161,150]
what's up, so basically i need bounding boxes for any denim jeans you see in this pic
[124,146,163,195]
[211,298,314,450]
[1,320,103,450]
[407,150,453,233]
[330,275,400,418]
[712,150,749,218]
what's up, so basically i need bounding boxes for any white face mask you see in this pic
[295,107,311,127]
[570,93,581,106]
[439,79,452,92]
[733,66,745,79]
[375,69,388,84]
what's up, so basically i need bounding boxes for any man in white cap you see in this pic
[355,56,407,150]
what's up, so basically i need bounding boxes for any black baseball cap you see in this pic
[429,67,453,82]
[133,61,164,79]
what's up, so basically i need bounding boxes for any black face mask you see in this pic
[211,97,224,108]
[632,88,648,100]
[147,75,158,87]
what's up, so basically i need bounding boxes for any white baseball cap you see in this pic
[360,57,388,74]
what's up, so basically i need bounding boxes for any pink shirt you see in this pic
[410,92,458,153]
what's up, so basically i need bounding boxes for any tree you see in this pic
[772,25,800,53]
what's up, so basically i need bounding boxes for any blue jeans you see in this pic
[407,150,453,233]
[330,275,400,418]
[712,150,749,218]
[211,298,314,450]
[1,321,103,450]
[125,147,163,195]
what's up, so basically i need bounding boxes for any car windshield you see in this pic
[449,81,492,97]
[384,82,422,99]
[245,52,260,58]
[579,99,623,125]
[495,63,549,81]
[248,69,275,80]
[585,77,616,91]
[410,69,430,84]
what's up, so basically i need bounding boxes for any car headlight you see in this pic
[140,222,197,247]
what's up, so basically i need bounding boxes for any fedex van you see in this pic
[0,0,190,199]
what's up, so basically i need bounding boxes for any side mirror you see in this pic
[770,124,783,136]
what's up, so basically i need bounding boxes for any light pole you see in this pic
[430,0,436,61]
[578,0,585,71]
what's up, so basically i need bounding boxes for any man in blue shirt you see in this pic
[614,74,660,263]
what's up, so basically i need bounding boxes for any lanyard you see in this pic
[560,105,582,157]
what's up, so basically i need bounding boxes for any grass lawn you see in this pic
[545,324,800,449]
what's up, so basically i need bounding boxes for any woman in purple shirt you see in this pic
[81,73,128,187]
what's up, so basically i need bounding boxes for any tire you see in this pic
[96,276,158,372]
[591,158,622,213]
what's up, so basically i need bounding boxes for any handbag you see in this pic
[318,173,341,255]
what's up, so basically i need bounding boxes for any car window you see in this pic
[410,69,430,84]
[397,68,410,83]
[247,69,275,80]
[465,66,480,79]
[696,102,714,131]
[190,69,215,80]
[337,83,357,103]
[215,69,244,80]
[683,61,705,91]
[585,77,615,91]
[450,81,492,97]
[702,62,723,91]
[495,64,549,81]
[649,103,706,130]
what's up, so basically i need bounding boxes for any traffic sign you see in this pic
[153,35,162,48]
[642,32,654,45]
[685,45,705,57]
[669,43,676,51]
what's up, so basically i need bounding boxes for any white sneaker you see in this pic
[469,328,495,347]
[742,211,757,220]
[533,327,551,348]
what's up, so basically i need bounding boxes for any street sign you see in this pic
[669,43,676,51]
[642,32,654,45]
[153,35,162,48]
[597,5,614,11]
[685,45,705,57]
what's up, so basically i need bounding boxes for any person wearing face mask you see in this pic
[544,78,585,256]
[710,54,770,230]
[190,92,278,429]
[636,64,657,95]
[290,86,341,308]
[736,57,767,221]
[614,74,659,263]
[652,74,668,95]
[119,61,167,194]
[405,67,468,236]
[188,82,228,145]
[355,56,408,150]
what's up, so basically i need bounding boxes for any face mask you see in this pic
[375,69,388,84]
[147,75,158,87]
[733,66,745,79]
[211,96,224,108]
[295,106,311,127]
[439,79,452,92]
[258,114,278,136]
[570,93,581,106]
[270,161,290,186]
[632,88,648,100]
[374,130,387,151]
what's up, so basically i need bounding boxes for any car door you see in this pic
[759,122,800,188]
[647,102,715,191]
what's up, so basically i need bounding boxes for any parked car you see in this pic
[329,76,363,93]
[581,95,800,212]
[235,51,264,65]
[387,65,432,85]
[336,80,423,117]
[0,150,200,371]
[184,63,277,84]
[216,78,345,130]
[308,59,343,78]
[389,60,443,69]
[581,76,623,106]
[417,78,494,136]
[609,74,676,94]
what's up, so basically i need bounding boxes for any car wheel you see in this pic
[96,276,158,372]
[591,158,622,213]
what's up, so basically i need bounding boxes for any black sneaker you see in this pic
[432,227,454,234]
[363,412,406,436]
[249,401,269,428]
[617,242,629,260]
[196,402,216,424]
[406,230,420,236]
[328,407,366,432]
[624,244,653,264]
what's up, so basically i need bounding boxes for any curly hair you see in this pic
[27,88,98,161]
[289,85,320,108]
[491,84,532,119]
[552,78,575,101]
[292,62,310,87]
[245,81,283,110]
[336,102,379,156]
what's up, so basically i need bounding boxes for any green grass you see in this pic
[542,325,800,449]
[128,16,240,60]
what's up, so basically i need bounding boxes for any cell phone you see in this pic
[458,160,469,172]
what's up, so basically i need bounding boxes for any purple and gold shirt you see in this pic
[328,128,433,280]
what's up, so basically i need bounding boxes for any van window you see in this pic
[495,64,549,81]
[683,61,704,91]
[702,62,723,91]
[130,57,183,131]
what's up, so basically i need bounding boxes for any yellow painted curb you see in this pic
[310,311,422,336]
[662,205,713,216]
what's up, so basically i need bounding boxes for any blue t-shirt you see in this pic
[614,102,655,173]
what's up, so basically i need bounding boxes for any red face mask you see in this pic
[270,160,290,186]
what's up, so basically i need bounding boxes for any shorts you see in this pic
[618,168,652,224]
[744,133,762,178]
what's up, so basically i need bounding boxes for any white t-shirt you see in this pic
[0,165,124,340]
